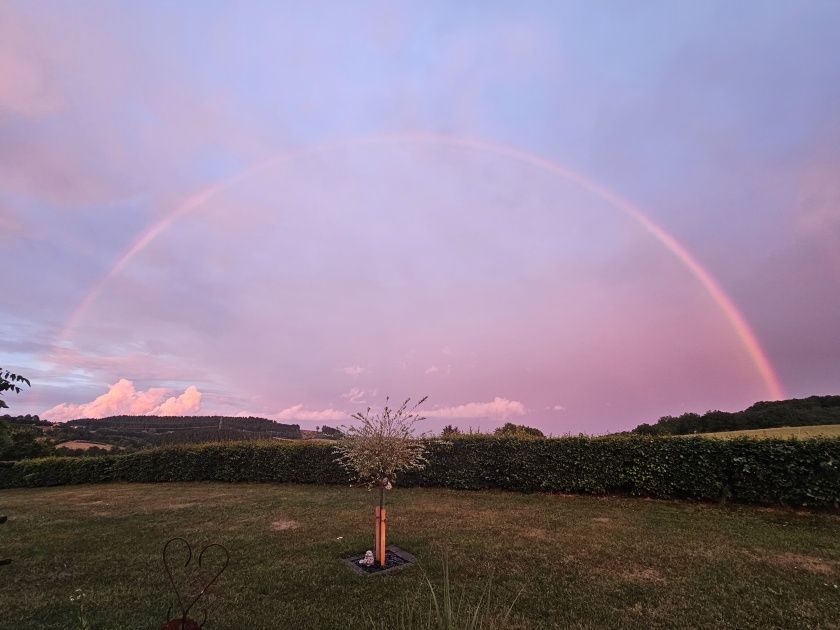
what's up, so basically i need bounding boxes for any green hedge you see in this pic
[1,436,838,509]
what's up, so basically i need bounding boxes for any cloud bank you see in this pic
[272,404,347,422]
[428,397,526,419]
[42,379,202,421]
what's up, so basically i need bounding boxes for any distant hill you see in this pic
[2,414,346,460]
[62,415,302,447]
[632,395,840,435]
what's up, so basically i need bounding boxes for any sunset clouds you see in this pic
[271,404,346,422]
[43,379,202,422]
[429,398,526,419]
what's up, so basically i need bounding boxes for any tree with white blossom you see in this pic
[335,396,429,566]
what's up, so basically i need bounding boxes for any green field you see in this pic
[1,483,838,629]
[693,424,840,440]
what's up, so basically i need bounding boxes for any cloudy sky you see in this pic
[2,1,839,433]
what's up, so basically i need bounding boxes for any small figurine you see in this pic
[381,477,392,491]
[358,550,375,566]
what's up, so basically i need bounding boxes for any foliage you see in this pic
[634,395,840,435]
[334,397,429,489]
[319,425,343,438]
[48,415,303,450]
[0,430,52,461]
[54,446,112,458]
[1,435,838,508]
[440,425,462,438]
[0,420,53,461]
[0,369,30,410]
[369,560,521,630]
[493,422,544,438]
[0,414,49,426]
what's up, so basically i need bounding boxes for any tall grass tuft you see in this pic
[370,560,521,630]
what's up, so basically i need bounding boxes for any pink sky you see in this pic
[2,2,839,433]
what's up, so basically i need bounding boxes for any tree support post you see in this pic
[374,506,387,567]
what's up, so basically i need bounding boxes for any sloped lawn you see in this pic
[0,483,838,628]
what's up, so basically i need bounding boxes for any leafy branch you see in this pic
[0,369,30,410]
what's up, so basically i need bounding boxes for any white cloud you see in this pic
[549,404,566,412]
[272,404,346,422]
[341,387,367,403]
[428,397,526,419]
[42,378,202,421]
[339,365,365,376]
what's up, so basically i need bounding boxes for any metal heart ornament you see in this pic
[161,537,230,629]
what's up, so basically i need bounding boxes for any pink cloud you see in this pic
[340,387,368,403]
[339,365,365,376]
[154,386,202,416]
[272,404,347,422]
[428,397,526,419]
[0,5,61,117]
[42,378,202,421]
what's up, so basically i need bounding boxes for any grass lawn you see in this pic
[693,424,840,440]
[1,483,839,629]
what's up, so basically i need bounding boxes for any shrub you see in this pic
[0,456,115,487]
[493,423,544,438]
[0,436,837,509]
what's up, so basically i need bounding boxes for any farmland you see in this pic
[692,424,840,440]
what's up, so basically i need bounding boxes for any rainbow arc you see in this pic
[53,132,784,400]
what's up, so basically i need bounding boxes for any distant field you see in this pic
[693,424,840,440]
[54,440,114,451]
[1,483,838,628]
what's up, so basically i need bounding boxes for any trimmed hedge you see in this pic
[1,436,838,509]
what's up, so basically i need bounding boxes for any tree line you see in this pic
[632,395,840,435]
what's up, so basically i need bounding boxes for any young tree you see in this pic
[335,396,429,566]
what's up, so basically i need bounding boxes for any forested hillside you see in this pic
[633,395,840,435]
[0,414,322,460]
[64,415,302,447]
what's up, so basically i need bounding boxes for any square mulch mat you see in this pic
[343,545,417,576]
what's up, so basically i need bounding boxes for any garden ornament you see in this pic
[161,537,230,630]
[358,550,375,566]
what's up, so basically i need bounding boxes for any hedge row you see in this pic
[1,436,838,509]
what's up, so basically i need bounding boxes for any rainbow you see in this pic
[54,132,784,400]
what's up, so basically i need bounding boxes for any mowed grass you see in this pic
[693,424,840,440]
[1,484,839,629]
